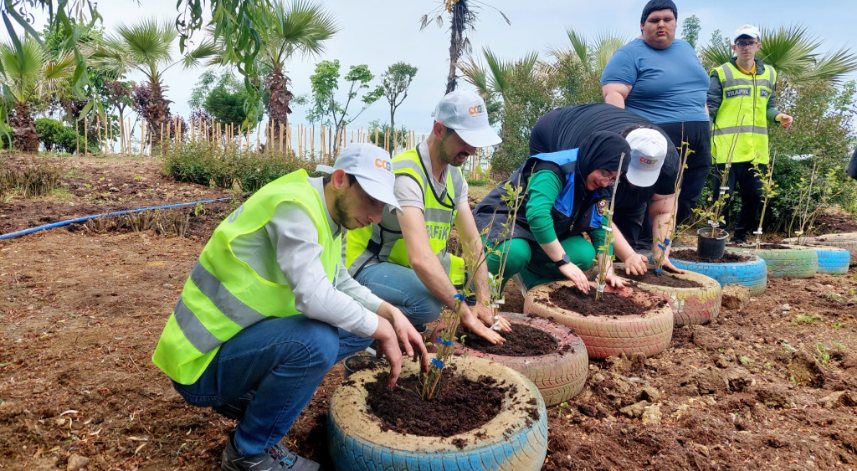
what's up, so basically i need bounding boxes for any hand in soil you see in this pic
[380,302,429,373]
[559,263,590,293]
[623,253,649,276]
[460,305,505,344]
[660,256,686,274]
[371,318,404,388]
[473,302,512,332]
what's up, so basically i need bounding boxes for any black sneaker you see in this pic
[222,433,320,471]
[730,234,748,245]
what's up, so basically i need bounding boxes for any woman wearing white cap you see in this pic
[153,144,427,471]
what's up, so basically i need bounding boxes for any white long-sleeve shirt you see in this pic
[229,177,381,337]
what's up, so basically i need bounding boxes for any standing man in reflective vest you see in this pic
[345,91,511,347]
[152,144,427,471]
[708,24,794,244]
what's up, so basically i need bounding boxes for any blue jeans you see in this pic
[171,315,369,456]
[342,262,446,351]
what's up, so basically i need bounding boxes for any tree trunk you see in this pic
[445,0,468,94]
[10,102,40,153]
[147,80,171,141]
[268,65,294,128]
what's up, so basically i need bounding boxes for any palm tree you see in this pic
[700,25,857,84]
[259,0,339,129]
[0,39,75,152]
[421,0,510,94]
[90,18,215,140]
[550,29,626,82]
[460,47,539,103]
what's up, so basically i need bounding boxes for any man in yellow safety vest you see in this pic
[152,144,427,471]
[345,91,512,348]
[708,24,794,244]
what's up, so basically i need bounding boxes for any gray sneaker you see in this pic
[222,433,320,471]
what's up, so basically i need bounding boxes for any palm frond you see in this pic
[759,25,818,78]
[459,54,490,98]
[112,18,176,70]
[796,46,857,83]
[592,31,627,77]
[700,40,732,71]
[565,29,590,72]
[0,39,44,102]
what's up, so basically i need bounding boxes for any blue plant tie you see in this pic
[436,337,454,346]
[657,244,666,250]
[431,358,444,369]
[655,268,663,273]
[453,293,465,302]
[663,238,670,246]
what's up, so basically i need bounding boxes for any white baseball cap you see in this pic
[432,90,501,148]
[733,25,761,43]
[316,143,401,211]
[625,128,668,188]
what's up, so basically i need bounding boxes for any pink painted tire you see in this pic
[615,263,722,327]
[524,281,673,360]
[456,313,588,407]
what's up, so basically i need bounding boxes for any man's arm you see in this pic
[602,83,631,109]
[398,206,504,343]
[648,192,685,273]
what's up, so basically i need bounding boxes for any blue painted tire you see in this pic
[783,234,857,266]
[669,250,768,296]
[328,354,548,471]
[813,245,850,275]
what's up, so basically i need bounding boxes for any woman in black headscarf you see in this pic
[473,131,630,293]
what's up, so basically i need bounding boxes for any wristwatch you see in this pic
[554,254,571,267]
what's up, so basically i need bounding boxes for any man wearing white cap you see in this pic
[153,144,427,471]
[708,24,793,244]
[346,91,511,347]
[527,104,684,275]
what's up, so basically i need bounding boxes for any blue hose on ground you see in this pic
[0,197,232,240]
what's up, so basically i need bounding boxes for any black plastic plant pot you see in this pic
[343,355,388,379]
[697,227,728,259]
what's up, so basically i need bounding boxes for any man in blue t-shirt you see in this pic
[601,0,711,227]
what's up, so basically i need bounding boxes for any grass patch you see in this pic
[791,314,822,325]
[0,157,64,198]
[162,141,320,193]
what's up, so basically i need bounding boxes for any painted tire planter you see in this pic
[731,244,818,279]
[456,312,588,407]
[523,281,673,360]
[783,233,857,266]
[328,354,548,471]
[812,245,851,275]
[668,249,768,296]
[615,263,721,327]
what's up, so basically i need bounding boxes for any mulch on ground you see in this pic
[457,322,558,356]
[671,248,751,263]
[625,270,702,289]
[549,285,649,316]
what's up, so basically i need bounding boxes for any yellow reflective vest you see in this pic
[152,170,340,385]
[345,147,465,285]
[710,61,777,165]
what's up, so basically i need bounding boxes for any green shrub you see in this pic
[35,117,99,154]
[162,140,319,193]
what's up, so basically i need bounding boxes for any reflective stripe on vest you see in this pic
[153,170,339,384]
[711,62,776,165]
[345,147,466,285]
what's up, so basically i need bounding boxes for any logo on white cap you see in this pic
[316,143,401,211]
[625,128,668,188]
[433,91,501,148]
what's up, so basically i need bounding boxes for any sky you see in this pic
[6,0,857,141]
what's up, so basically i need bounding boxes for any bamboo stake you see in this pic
[160,122,164,155]
[149,124,153,157]
[310,125,315,159]
[140,120,146,157]
[279,124,284,154]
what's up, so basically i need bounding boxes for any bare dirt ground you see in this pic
[2,154,857,470]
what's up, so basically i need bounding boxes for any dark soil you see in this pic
[549,286,649,317]
[728,243,791,250]
[812,212,857,234]
[626,270,702,289]
[457,322,558,356]
[671,248,751,263]
[5,153,857,470]
[364,370,506,437]
[345,355,387,375]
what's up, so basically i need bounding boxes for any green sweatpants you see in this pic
[485,235,595,290]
